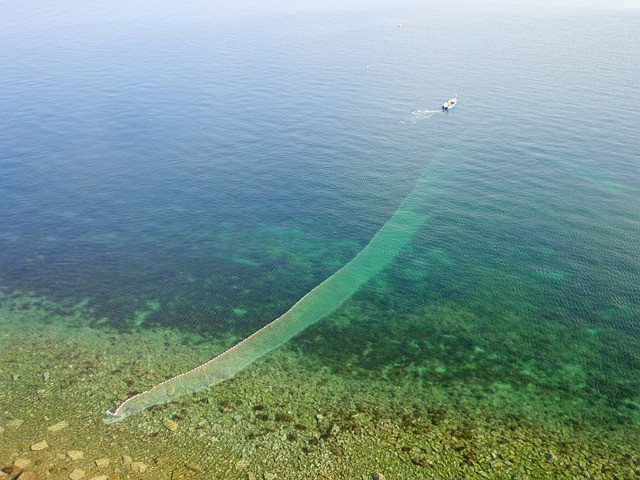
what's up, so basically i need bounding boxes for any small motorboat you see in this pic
[442,94,458,111]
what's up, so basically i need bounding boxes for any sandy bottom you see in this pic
[1,295,638,480]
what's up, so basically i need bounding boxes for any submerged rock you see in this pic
[48,420,69,432]
[162,418,178,431]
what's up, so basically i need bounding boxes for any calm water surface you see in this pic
[1,0,639,444]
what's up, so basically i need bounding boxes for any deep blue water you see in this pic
[1,0,639,420]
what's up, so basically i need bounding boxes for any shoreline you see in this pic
[1,294,638,479]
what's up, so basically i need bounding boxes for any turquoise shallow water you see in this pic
[1,0,639,448]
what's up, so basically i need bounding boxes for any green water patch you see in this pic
[1,290,638,478]
[128,224,363,336]
[554,159,628,194]
[399,248,455,283]
[537,269,569,281]
[211,223,361,274]
[294,260,640,432]
[1,216,364,339]
[133,300,161,327]
[0,290,98,327]
[85,232,122,242]
[511,141,630,194]
[289,194,640,431]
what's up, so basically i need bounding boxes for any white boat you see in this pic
[442,94,458,111]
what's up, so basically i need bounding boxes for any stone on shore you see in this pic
[14,458,31,469]
[30,440,49,451]
[130,462,147,473]
[67,451,85,461]
[69,468,86,480]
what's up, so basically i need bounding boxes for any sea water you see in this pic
[0,0,638,477]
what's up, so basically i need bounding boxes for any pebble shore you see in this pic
[1,296,638,479]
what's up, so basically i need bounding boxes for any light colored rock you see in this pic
[122,455,133,465]
[14,458,31,469]
[88,476,109,480]
[69,468,86,480]
[0,426,5,434]
[31,440,49,451]
[95,458,110,469]
[186,464,203,474]
[17,472,37,480]
[67,451,85,461]
[162,418,178,431]
[7,419,24,428]
[130,462,147,473]
[372,474,386,480]
[48,420,69,432]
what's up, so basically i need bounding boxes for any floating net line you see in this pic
[104,150,447,424]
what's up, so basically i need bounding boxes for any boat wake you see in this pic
[401,109,441,124]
